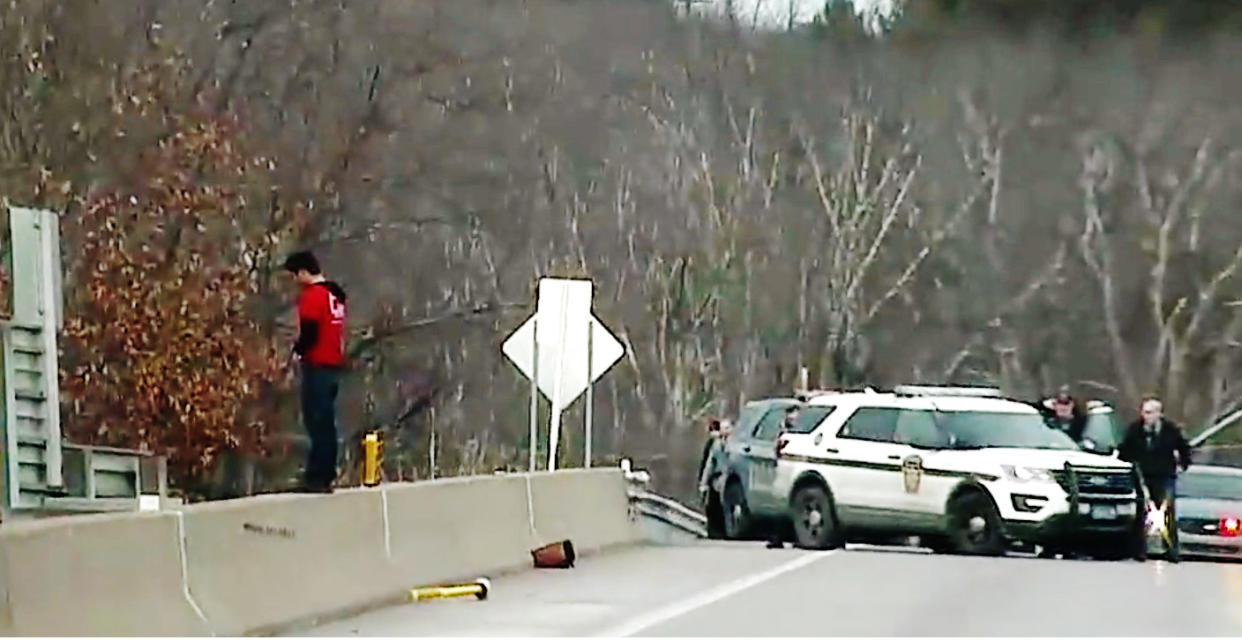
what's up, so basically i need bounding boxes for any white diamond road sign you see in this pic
[501,277,626,471]
[501,313,624,411]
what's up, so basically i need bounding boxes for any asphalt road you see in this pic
[291,542,1242,636]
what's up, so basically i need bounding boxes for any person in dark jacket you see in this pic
[780,405,801,438]
[1118,396,1191,561]
[697,419,722,490]
[698,418,730,539]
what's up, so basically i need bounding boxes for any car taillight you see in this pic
[1222,517,1240,537]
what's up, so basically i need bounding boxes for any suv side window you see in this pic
[837,407,899,443]
[734,404,767,441]
[894,409,948,448]
[753,408,788,442]
[789,405,836,434]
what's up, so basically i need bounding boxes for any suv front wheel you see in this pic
[947,491,1005,556]
[791,485,842,550]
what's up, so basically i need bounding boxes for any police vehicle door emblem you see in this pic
[902,455,923,494]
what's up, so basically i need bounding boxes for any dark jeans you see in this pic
[301,365,341,488]
[1139,475,1180,556]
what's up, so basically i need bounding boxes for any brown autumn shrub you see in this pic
[57,58,304,494]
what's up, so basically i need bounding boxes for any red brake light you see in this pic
[1223,517,1240,537]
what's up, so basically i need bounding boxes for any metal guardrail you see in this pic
[1191,408,1242,448]
[623,463,708,540]
[630,489,708,538]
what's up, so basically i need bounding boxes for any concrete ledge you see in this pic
[180,488,396,636]
[0,529,13,636]
[0,512,208,636]
[528,468,641,552]
[384,474,536,585]
[0,469,640,636]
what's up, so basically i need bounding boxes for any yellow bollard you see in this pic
[409,578,490,602]
[362,430,383,487]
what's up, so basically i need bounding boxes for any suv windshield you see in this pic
[939,411,1080,451]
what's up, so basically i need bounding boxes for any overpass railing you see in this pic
[622,459,707,539]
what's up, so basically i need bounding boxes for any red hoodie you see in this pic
[295,281,347,367]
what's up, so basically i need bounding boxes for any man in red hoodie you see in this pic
[283,251,348,493]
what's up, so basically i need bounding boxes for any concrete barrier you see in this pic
[384,475,536,585]
[179,488,396,636]
[0,512,208,636]
[0,469,641,636]
[528,468,641,553]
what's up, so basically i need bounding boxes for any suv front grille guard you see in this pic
[1057,464,1141,516]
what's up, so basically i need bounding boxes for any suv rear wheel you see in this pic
[948,491,1005,556]
[791,485,842,550]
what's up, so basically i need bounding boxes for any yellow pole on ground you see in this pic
[409,578,490,602]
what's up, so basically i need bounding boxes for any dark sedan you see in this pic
[1176,465,1242,560]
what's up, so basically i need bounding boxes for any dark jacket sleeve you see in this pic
[1068,413,1088,443]
[293,319,319,357]
[1173,422,1193,470]
[1117,422,1141,465]
[697,439,714,482]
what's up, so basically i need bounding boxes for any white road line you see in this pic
[595,550,837,637]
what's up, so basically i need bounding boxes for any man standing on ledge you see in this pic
[284,250,348,493]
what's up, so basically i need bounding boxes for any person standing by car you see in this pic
[782,405,801,435]
[763,405,804,549]
[698,418,731,538]
[697,418,722,488]
[1035,386,1088,445]
[1118,396,1192,562]
[284,250,348,494]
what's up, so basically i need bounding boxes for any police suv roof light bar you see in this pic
[893,385,1003,398]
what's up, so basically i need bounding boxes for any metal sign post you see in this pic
[529,317,539,472]
[585,324,593,468]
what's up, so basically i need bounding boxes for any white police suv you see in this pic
[718,385,1141,558]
